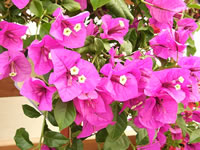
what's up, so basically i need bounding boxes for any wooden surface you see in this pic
[0,77,20,97]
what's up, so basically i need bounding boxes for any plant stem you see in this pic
[97,143,101,150]
[69,127,72,146]
[35,10,47,39]
[129,138,136,150]
[92,54,98,64]
[39,112,47,150]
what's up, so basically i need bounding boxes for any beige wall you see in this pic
[0,96,58,146]
[0,96,136,147]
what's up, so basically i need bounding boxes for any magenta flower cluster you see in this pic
[1,0,200,149]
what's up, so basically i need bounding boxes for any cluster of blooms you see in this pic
[1,0,200,149]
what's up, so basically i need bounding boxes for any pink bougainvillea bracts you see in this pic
[0,50,31,82]
[49,48,100,102]
[28,35,63,75]
[100,15,129,44]
[0,21,28,50]
[50,11,89,48]
[12,0,30,9]
[20,78,56,111]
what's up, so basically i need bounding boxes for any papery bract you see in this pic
[50,11,89,48]
[150,29,186,60]
[100,15,129,44]
[20,78,56,111]
[146,0,186,23]
[169,127,182,140]
[28,35,63,75]
[178,56,200,102]
[100,62,138,101]
[0,21,28,50]
[12,0,30,9]
[192,111,200,123]
[49,48,100,102]
[86,20,99,36]
[0,50,31,82]
[137,141,161,150]
[178,56,200,78]
[125,57,153,93]
[175,18,198,44]
[135,95,178,129]
[149,18,171,33]
[178,18,198,34]
[145,68,191,103]
[74,89,114,138]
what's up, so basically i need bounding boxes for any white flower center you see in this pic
[120,75,127,85]
[70,66,79,75]
[9,72,17,77]
[63,28,72,36]
[78,75,86,83]
[178,76,184,83]
[175,84,181,90]
[119,20,125,27]
[74,23,81,32]
[48,52,52,60]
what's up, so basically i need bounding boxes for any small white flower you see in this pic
[70,66,79,75]
[9,72,17,77]
[63,28,72,36]
[78,75,86,83]
[119,20,125,27]
[120,75,127,85]
[178,76,184,83]
[74,23,81,32]
[175,84,181,90]
[48,52,52,60]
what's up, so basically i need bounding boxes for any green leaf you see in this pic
[42,0,60,14]
[124,28,137,51]
[138,3,151,18]
[137,20,148,31]
[0,46,6,54]
[22,104,41,118]
[23,35,35,48]
[187,45,196,56]
[188,3,200,9]
[71,139,83,150]
[136,128,149,145]
[128,122,149,146]
[106,103,127,142]
[104,134,130,150]
[119,40,133,55]
[62,0,81,12]
[94,38,105,52]
[29,0,44,17]
[189,129,200,143]
[176,115,187,137]
[14,128,33,150]
[47,111,58,126]
[40,23,51,38]
[178,103,185,114]
[75,36,95,54]
[44,131,69,148]
[106,0,134,22]
[96,128,108,143]
[90,0,111,10]
[54,100,76,131]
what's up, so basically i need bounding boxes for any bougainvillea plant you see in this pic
[1,0,200,149]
